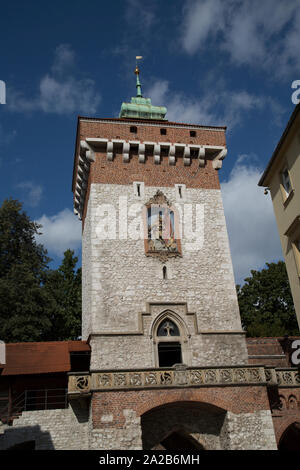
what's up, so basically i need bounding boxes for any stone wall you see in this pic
[83,183,247,370]
[0,402,89,450]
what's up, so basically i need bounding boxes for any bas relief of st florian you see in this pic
[144,191,181,260]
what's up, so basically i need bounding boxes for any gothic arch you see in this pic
[150,310,190,367]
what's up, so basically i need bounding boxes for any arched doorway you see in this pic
[141,401,227,450]
[278,422,300,450]
[152,430,205,450]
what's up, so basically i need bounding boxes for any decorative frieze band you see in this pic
[68,365,267,396]
[265,368,300,388]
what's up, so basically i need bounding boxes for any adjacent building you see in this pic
[259,103,300,328]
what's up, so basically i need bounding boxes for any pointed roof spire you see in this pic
[135,64,142,98]
[119,57,167,120]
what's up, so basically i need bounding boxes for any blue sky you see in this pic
[0,0,299,283]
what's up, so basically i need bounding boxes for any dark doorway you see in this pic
[158,342,181,367]
[8,440,36,450]
[278,422,300,450]
[160,431,204,450]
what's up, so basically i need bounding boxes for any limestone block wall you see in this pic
[224,410,277,450]
[82,183,247,370]
[89,409,142,450]
[0,403,89,450]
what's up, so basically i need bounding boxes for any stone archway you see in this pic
[141,401,227,450]
[278,422,300,450]
[152,430,205,450]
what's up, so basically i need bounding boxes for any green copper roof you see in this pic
[119,65,167,120]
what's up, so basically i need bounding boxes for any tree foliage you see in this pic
[0,198,82,342]
[0,198,53,342]
[44,250,81,341]
[237,261,299,337]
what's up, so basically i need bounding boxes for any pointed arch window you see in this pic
[156,318,182,367]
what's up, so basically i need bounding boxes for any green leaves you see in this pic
[44,250,82,341]
[237,261,299,337]
[0,199,81,342]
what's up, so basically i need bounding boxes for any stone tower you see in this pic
[71,65,277,450]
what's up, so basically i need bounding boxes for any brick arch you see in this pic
[278,421,300,450]
[140,398,227,418]
[131,386,265,417]
[140,400,225,450]
[275,416,300,445]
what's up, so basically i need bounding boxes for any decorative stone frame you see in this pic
[150,310,190,368]
[143,190,182,262]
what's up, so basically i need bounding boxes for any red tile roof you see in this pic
[0,341,90,376]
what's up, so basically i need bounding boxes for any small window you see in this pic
[134,181,144,198]
[160,128,167,135]
[130,126,137,133]
[282,168,291,196]
[163,266,167,279]
[190,130,196,137]
[178,186,182,199]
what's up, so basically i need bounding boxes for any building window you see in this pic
[133,181,144,198]
[163,265,167,279]
[160,128,167,135]
[157,318,182,367]
[281,168,292,197]
[285,216,300,278]
[190,130,196,137]
[292,239,300,276]
[130,126,137,133]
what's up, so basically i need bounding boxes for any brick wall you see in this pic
[90,386,277,450]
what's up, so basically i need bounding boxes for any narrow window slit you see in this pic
[163,266,167,279]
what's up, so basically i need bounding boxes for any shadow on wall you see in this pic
[0,425,54,450]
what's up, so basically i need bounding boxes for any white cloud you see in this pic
[36,208,82,256]
[146,79,283,130]
[221,157,282,284]
[181,0,300,76]
[8,44,101,115]
[16,182,43,207]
